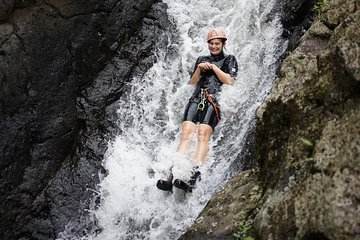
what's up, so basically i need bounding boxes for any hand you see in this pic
[198,62,213,71]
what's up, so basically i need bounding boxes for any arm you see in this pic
[210,64,235,85]
[190,66,201,85]
[190,55,238,85]
[190,62,213,85]
[212,54,238,85]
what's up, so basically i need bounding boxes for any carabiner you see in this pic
[197,89,206,111]
[197,100,205,111]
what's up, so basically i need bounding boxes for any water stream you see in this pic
[63,0,285,239]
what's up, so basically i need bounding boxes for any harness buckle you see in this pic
[197,101,205,111]
[197,88,206,111]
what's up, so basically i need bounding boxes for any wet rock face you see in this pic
[254,0,360,239]
[273,0,315,52]
[0,0,171,239]
[0,0,14,22]
[179,169,262,240]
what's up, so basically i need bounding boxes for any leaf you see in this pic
[233,232,241,239]
[300,138,313,147]
[243,237,255,240]
[241,225,251,232]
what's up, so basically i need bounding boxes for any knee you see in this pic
[181,127,194,141]
[197,127,211,142]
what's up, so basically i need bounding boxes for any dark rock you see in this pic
[0,0,172,239]
[179,169,262,240]
[273,0,315,52]
[0,0,15,22]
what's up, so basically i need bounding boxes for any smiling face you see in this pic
[208,38,225,55]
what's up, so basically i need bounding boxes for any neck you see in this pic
[210,50,225,61]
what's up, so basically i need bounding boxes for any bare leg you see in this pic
[157,121,197,191]
[193,124,213,166]
[177,121,196,153]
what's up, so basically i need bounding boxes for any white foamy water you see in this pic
[60,0,286,239]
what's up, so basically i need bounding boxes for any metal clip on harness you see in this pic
[197,89,206,111]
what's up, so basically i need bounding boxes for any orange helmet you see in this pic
[207,28,227,42]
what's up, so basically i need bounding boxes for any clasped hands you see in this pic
[198,62,215,71]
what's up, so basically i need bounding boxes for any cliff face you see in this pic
[255,0,360,238]
[181,0,360,239]
[0,0,171,239]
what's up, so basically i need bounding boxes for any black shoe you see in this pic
[174,167,201,193]
[156,179,173,191]
[174,179,193,192]
[188,166,201,187]
[156,173,174,192]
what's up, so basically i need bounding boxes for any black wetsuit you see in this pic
[183,51,238,130]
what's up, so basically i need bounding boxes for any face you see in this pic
[208,39,224,55]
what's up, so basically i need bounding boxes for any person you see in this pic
[157,28,238,192]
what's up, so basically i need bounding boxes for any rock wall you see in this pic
[273,0,314,52]
[0,0,171,239]
[255,0,360,238]
[181,0,360,239]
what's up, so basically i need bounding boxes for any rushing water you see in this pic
[61,0,286,239]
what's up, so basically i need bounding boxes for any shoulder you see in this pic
[225,54,237,61]
[196,55,211,61]
[224,54,238,66]
[224,54,238,76]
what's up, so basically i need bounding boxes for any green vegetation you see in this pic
[313,0,329,14]
[300,137,315,163]
[233,224,255,240]
[300,137,313,147]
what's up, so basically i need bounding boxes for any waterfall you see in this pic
[61,0,285,239]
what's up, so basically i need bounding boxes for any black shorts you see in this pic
[182,101,220,130]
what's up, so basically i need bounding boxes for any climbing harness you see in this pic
[197,88,220,122]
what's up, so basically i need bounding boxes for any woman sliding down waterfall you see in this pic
[81,0,285,238]
[157,28,238,193]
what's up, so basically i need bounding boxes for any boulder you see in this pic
[179,169,262,240]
